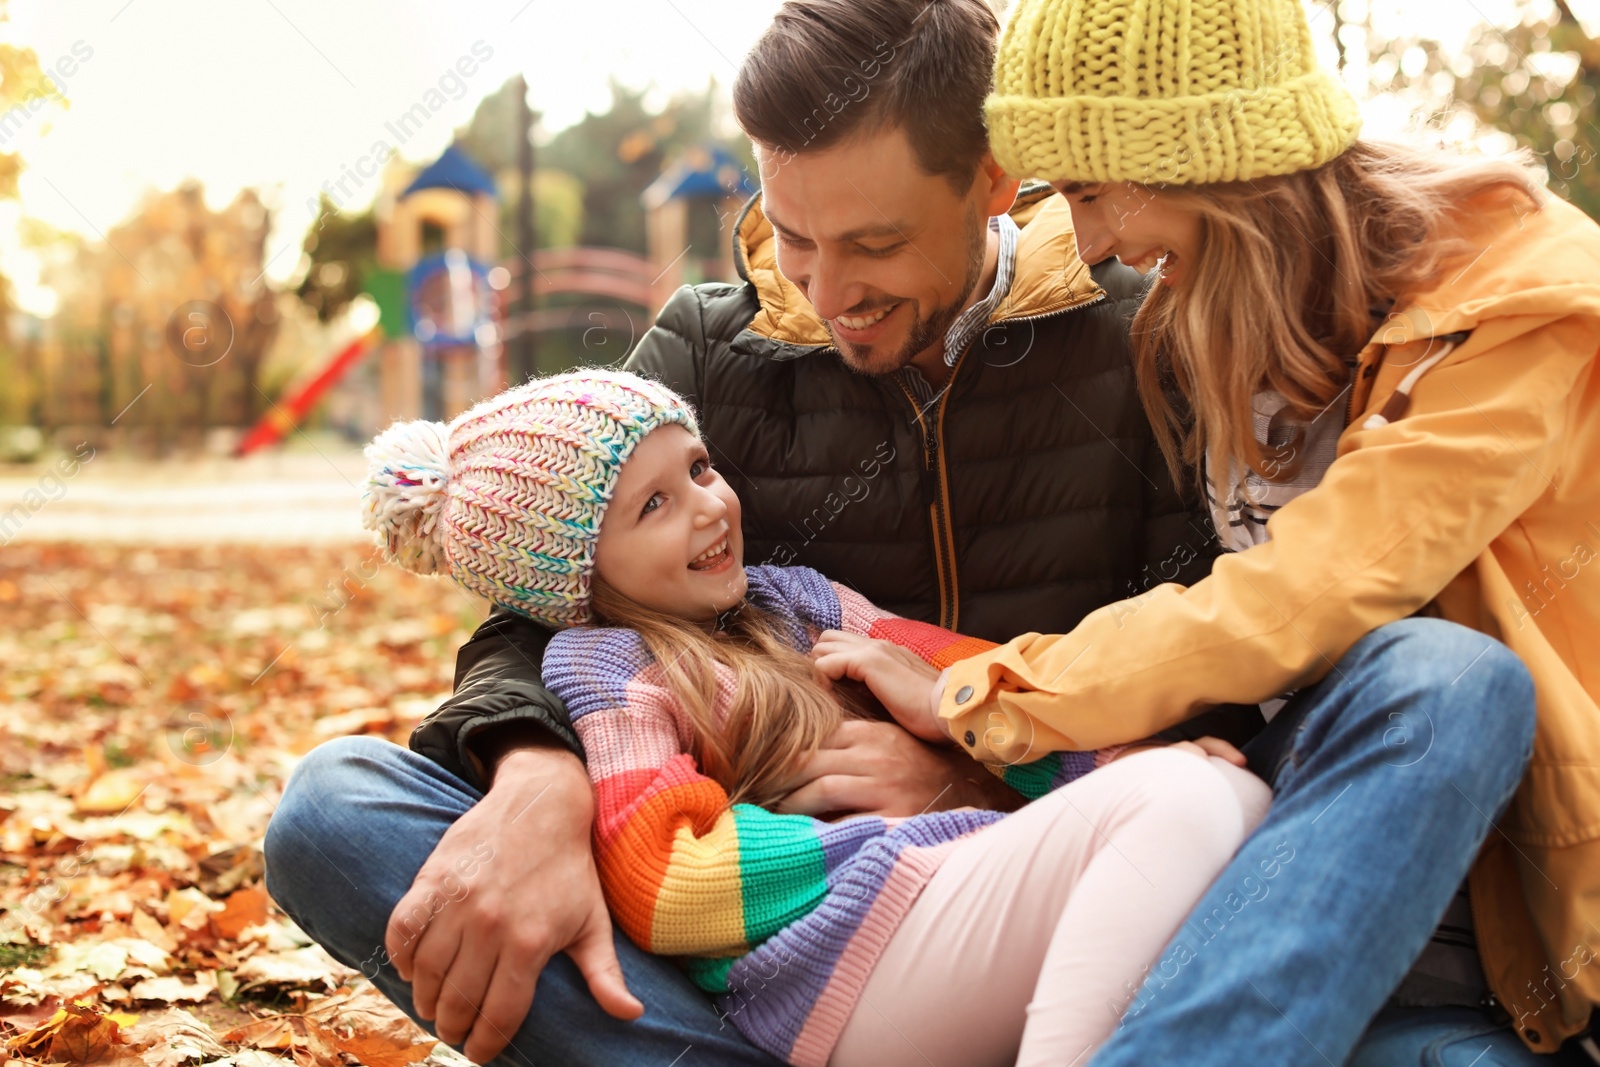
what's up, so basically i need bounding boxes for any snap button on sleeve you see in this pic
[955,685,973,704]
[964,731,976,747]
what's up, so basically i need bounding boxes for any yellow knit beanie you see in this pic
[986,0,1363,185]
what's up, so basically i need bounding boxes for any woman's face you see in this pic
[1051,181,1203,288]
[594,424,747,622]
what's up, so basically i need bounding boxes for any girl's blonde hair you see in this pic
[1131,140,1544,489]
[590,576,873,809]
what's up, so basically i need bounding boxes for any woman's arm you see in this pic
[937,316,1592,765]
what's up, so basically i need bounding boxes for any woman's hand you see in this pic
[809,630,948,743]
[1111,735,1248,766]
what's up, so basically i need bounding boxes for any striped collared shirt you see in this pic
[896,212,1019,410]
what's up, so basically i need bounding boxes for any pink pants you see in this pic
[830,748,1271,1067]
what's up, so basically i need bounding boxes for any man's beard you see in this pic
[829,211,988,378]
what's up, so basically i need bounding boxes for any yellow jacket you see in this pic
[938,187,1600,1051]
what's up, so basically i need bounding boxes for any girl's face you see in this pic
[1051,181,1203,288]
[594,424,747,622]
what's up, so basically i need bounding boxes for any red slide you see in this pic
[234,327,383,457]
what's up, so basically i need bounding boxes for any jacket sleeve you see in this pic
[408,606,581,789]
[938,315,1593,764]
[551,633,842,971]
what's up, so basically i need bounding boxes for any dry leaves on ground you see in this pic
[2,543,489,1066]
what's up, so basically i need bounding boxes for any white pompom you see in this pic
[362,419,452,576]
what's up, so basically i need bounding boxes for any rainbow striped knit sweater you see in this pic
[543,566,1111,1066]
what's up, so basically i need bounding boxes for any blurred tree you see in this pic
[457,77,754,255]
[43,183,280,446]
[0,6,83,426]
[1368,0,1600,218]
[296,196,377,323]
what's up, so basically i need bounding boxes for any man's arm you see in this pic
[409,605,578,790]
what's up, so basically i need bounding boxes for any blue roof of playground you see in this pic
[643,144,758,207]
[402,144,499,200]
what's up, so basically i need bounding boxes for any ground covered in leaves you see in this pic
[1,542,487,1066]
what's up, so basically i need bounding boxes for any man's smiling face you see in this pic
[757,126,1004,377]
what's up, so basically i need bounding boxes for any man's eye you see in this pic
[860,244,902,257]
[641,493,663,516]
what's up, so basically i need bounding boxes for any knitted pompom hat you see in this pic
[985,0,1363,185]
[361,370,699,629]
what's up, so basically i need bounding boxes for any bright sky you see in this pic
[0,0,1592,315]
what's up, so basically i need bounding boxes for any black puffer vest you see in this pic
[411,186,1219,782]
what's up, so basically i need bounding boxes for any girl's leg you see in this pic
[828,748,1270,1067]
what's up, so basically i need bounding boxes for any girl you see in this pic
[362,369,1269,1067]
[845,0,1600,1063]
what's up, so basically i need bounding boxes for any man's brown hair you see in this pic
[733,0,1000,192]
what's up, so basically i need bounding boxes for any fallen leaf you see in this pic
[221,1015,298,1051]
[115,1007,229,1067]
[126,971,216,1003]
[5,1003,126,1063]
[210,887,268,940]
[305,986,434,1067]
[232,946,353,990]
[129,907,177,953]
[45,940,129,982]
[165,887,222,932]
[76,769,148,816]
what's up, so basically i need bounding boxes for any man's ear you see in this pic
[978,152,1023,217]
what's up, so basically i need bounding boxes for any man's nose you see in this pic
[801,252,865,321]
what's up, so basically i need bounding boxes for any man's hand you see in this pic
[809,630,946,742]
[385,739,642,1064]
[774,719,1024,818]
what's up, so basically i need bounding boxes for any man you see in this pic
[264,1,1226,1063]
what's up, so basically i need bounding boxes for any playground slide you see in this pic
[234,327,384,457]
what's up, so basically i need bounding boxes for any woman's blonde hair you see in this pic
[590,576,873,809]
[1132,140,1544,489]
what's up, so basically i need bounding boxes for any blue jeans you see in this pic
[1351,1007,1596,1066]
[265,618,1543,1067]
[264,735,782,1067]
[1091,617,1540,1066]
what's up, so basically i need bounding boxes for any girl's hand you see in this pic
[809,630,948,743]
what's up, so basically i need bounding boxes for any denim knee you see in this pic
[1346,617,1537,765]
[263,736,413,930]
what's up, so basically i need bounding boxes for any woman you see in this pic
[834,0,1600,1062]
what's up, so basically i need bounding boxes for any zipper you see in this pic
[895,288,1108,631]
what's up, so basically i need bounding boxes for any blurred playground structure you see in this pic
[0,77,757,463]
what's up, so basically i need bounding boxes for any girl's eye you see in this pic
[641,492,664,517]
[690,457,712,479]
